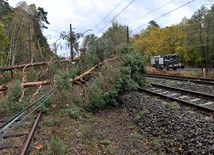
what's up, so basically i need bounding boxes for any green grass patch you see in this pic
[164,102,180,110]
[134,108,149,121]
[42,117,60,127]
[132,131,145,141]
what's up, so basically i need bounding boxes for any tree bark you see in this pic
[74,57,118,82]
[0,61,51,72]
[0,57,118,91]
[0,59,74,72]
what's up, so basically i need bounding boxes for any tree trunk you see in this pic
[0,57,118,92]
[0,61,51,72]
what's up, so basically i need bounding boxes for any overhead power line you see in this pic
[93,0,126,30]
[132,0,196,32]
[127,0,177,25]
[96,0,135,35]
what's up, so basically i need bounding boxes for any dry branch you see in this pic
[32,85,42,97]
[18,90,26,102]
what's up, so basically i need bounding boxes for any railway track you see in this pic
[138,83,214,114]
[0,112,42,155]
[0,87,56,154]
[146,73,214,85]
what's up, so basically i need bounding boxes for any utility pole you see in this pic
[70,24,73,60]
[127,26,129,43]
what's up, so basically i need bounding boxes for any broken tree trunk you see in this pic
[74,57,118,82]
[0,57,118,92]
[0,59,74,72]
[0,81,51,91]
[0,61,51,72]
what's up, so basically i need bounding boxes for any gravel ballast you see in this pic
[123,92,214,155]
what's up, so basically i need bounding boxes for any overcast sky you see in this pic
[8,0,210,56]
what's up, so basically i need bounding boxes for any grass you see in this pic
[134,108,149,121]
[165,80,177,87]
[164,102,180,110]
[45,136,67,155]
[42,117,60,127]
[132,131,145,141]
[151,137,162,150]
[63,107,91,121]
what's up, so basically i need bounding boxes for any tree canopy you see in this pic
[0,1,53,66]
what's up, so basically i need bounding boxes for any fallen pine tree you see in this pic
[0,57,119,91]
[0,59,73,72]
[0,44,147,113]
[52,45,147,110]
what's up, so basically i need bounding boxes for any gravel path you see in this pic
[123,92,214,155]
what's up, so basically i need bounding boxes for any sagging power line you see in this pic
[127,0,177,25]
[93,0,126,30]
[131,0,196,32]
[96,0,135,35]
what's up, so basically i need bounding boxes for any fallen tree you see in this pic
[0,57,118,92]
[0,80,51,91]
[0,61,51,72]
[0,59,72,72]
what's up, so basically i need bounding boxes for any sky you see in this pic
[8,0,211,57]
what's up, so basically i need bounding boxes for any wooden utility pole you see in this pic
[70,24,74,60]
[127,26,129,43]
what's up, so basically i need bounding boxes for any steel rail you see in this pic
[147,73,214,81]
[138,87,214,113]
[151,83,214,99]
[20,112,42,155]
[146,73,214,85]
[0,94,52,139]
[0,87,56,138]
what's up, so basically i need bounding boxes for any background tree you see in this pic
[1,1,53,66]
[186,5,214,74]
[0,23,8,66]
[80,21,128,70]
[102,21,127,57]
[0,0,11,21]
[32,6,51,61]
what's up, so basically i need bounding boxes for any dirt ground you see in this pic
[31,105,155,155]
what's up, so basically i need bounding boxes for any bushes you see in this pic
[63,107,90,121]
[85,44,146,110]
[55,67,79,90]
[8,80,23,101]
[46,136,67,155]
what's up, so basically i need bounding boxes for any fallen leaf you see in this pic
[36,144,44,150]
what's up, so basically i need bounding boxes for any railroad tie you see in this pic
[189,98,201,102]
[178,95,188,99]
[200,101,214,106]
[153,89,162,92]
[161,91,169,94]
[168,93,179,96]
